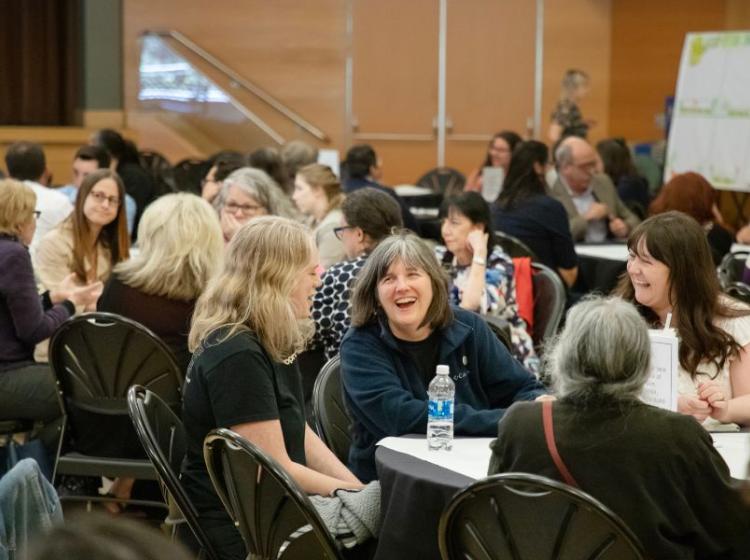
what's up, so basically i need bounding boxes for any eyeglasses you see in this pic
[333,225,355,240]
[224,201,265,216]
[33,210,41,219]
[88,191,121,207]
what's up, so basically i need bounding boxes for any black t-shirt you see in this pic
[395,330,441,389]
[181,328,307,515]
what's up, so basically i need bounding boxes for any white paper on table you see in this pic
[481,167,504,203]
[640,329,679,411]
[711,433,750,480]
[317,149,340,177]
[377,436,494,480]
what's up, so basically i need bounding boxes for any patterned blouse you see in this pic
[551,99,588,139]
[311,254,368,360]
[434,245,536,370]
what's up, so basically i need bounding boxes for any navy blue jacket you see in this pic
[340,307,545,481]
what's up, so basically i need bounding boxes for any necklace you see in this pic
[282,352,298,365]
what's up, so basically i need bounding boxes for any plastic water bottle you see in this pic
[427,364,455,451]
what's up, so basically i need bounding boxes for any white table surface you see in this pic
[574,243,750,263]
[378,433,750,481]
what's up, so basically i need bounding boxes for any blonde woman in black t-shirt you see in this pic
[182,216,363,560]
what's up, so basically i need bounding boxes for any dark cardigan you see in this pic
[0,235,73,370]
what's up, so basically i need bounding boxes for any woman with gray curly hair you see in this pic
[489,296,750,559]
[215,167,298,242]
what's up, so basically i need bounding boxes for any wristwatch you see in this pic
[472,256,487,266]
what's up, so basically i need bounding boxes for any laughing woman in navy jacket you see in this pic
[340,230,545,482]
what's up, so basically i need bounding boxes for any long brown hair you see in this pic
[649,172,717,224]
[614,211,749,377]
[70,169,130,281]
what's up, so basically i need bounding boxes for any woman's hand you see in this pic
[698,381,732,423]
[221,211,243,243]
[49,273,81,304]
[466,230,488,260]
[69,281,103,310]
[677,394,712,422]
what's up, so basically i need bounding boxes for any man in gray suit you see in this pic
[550,137,640,242]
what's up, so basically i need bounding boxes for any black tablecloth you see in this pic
[375,446,474,560]
[574,254,627,295]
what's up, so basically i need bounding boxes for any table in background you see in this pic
[574,243,628,295]
[374,433,750,560]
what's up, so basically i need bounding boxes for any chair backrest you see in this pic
[127,385,219,560]
[719,251,749,289]
[725,281,750,305]
[494,230,538,260]
[439,472,645,560]
[49,312,183,456]
[530,262,566,354]
[203,428,342,560]
[311,356,351,465]
[416,167,466,197]
[483,316,512,352]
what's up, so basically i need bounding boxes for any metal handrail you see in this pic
[141,29,330,143]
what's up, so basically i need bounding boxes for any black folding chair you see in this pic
[127,385,219,560]
[531,262,566,356]
[203,428,343,560]
[439,472,645,560]
[417,167,466,198]
[49,312,183,509]
[494,230,538,260]
[719,251,750,290]
[311,356,351,465]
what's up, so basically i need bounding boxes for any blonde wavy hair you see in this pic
[188,216,315,361]
[114,193,223,300]
[0,179,36,235]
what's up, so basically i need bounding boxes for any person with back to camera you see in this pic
[464,130,522,194]
[595,138,650,219]
[548,68,593,143]
[492,140,578,288]
[311,187,403,360]
[181,217,366,560]
[0,179,100,457]
[648,172,734,265]
[436,191,536,369]
[342,144,419,233]
[489,295,750,558]
[614,211,750,428]
[340,230,546,482]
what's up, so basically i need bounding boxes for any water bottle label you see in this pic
[428,399,454,420]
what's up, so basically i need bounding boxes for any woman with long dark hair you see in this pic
[492,141,577,287]
[615,211,750,427]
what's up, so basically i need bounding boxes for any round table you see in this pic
[374,446,474,560]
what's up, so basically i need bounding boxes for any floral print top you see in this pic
[435,245,537,371]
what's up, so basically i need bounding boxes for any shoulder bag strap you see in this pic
[542,399,579,488]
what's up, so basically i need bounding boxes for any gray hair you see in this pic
[216,167,298,219]
[554,142,574,168]
[547,296,651,400]
[350,230,452,329]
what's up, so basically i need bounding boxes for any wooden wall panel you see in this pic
[445,0,536,177]
[543,0,612,144]
[122,0,347,158]
[608,0,726,142]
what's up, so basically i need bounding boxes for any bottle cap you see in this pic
[436,364,449,375]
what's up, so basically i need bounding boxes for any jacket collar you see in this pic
[375,308,473,360]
